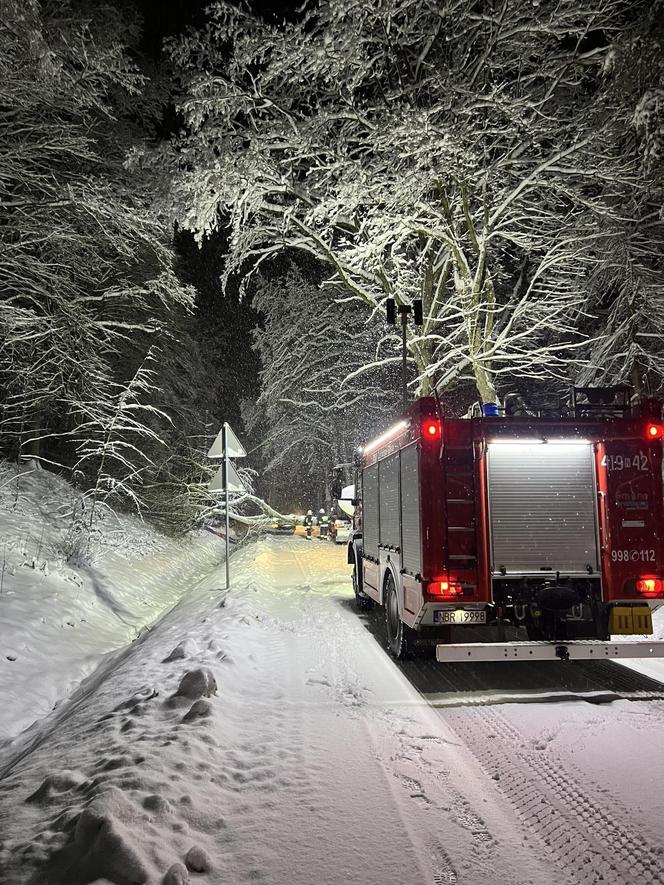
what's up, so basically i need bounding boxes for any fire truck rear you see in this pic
[347,388,664,662]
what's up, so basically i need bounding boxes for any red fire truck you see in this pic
[347,388,664,662]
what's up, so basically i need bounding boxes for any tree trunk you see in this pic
[20,411,41,460]
[630,360,643,398]
[474,363,497,404]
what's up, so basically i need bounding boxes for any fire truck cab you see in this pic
[348,389,664,663]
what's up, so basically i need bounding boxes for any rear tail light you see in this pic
[636,576,664,597]
[421,418,441,441]
[427,578,462,599]
[645,423,664,440]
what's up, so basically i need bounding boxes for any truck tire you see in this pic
[353,557,373,611]
[384,572,413,659]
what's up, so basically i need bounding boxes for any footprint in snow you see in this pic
[181,699,213,723]
[163,861,188,885]
[162,638,199,662]
[185,845,212,872]
[306,676,332,687]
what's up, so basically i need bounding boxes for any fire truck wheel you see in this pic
[384,573,413,659]
[353,562,373,611]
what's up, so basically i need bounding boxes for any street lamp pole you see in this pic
[386,298,423,415]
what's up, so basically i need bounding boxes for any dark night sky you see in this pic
[132,0,300,57]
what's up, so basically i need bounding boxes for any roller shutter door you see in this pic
[487,442,599,574]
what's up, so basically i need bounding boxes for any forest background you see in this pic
[1,0,663,523]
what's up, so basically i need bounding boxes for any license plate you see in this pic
[434,609,487,625]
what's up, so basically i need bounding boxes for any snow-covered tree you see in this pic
[71,348,170,522]
[246,266,398,510]
[161,0,663,404]
[578,3,664,393]
[0,0,212,524]
[631,1,664,192]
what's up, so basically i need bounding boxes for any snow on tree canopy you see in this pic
[158,0,664,402]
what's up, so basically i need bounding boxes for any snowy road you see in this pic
[1,537,663,885]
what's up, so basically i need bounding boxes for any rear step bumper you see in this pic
[435,640,664,663]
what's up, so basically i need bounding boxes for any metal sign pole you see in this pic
[223,423,230,589]
[208,421,247,591]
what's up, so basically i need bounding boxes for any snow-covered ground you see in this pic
[1,536,663,885]
[0,463,226,745]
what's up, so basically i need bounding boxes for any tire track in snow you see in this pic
[363,692,536,885]
[288,541,558,885]
[267,541,663,885]
[243,539,436,885]
[443,705,664,884]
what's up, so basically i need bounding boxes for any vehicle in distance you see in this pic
[331,519,352,545]
[266,518,296,536]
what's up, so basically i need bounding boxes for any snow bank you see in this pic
[0,462,225,745]
[1,531,663,885]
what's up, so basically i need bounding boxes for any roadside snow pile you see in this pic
[0,538,574,885]
[0,550,246,885]
[0,462,225,746]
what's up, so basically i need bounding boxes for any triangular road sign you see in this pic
[209,461,246,493]
[207,430,224,458]
[207,422,247,459]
